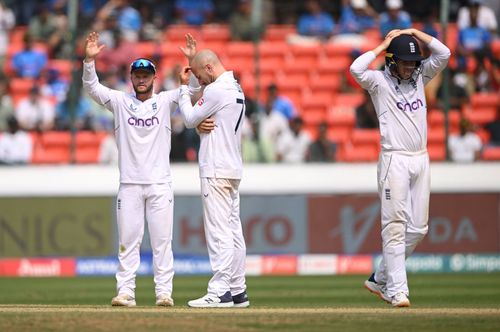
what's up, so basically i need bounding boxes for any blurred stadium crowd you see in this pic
[0,0,499,165]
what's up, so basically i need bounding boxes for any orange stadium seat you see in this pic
[164,25,200,42]
[427,143,446,161]
[74,131,106,164]
[317,56,352,74]
[10,78,35,94]
[334,92,364,108]
[492,39,500,58]
[351,129,380,148]
[276,80,303,108]
[309,75,341,93]
[263,25,296,41]
[448,109,461,133]
[258,41,290,62]
[47,59,73,80]
[135,41,160,59]
[343,145,378,162]
[201,24,230,43]
[290,44,322,62]
[427,109,444,129]
[302,108,326,126]
[31,131,71,164]
[226,42,254,57]
[464,107,497,126]
[470,93,499,108]
[427,128,445,145]
[482,146,500,161]
[324,43,354,57]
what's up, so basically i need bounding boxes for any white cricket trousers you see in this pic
[115,183,174,298]
[201,178,247,297]
[375,151,430,298]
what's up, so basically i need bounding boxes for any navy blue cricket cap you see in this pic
[386,34,424,62]
[130,58,156,74]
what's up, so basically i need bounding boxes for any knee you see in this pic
[381,222,405,244]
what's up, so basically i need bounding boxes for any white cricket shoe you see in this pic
[391,292,411,307]
[188,291,234,308]
[111,293,136,307]
[156,294,174,307]
[364,273,391,303]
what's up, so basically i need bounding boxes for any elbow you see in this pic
[349,64,361,78]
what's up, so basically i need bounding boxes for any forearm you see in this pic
[178,85,203,128]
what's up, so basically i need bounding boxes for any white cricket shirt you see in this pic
[350,37,451,153]
[82,60,182,184]
[179,71,244,179]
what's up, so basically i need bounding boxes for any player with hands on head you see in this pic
[350,28,450,307]
[177,46,249,308]
[82,31,199,308]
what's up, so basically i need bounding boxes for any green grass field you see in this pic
[1,274,500,331]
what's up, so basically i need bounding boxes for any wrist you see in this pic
[84,57,95,63]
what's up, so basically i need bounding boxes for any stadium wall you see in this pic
[0,164,499,259]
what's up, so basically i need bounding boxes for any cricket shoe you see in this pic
[188,291,234,308]
[111,293,136,307]
[232,291,250,308]
[391,292,410,307]
[364,273,391,303]
[156,294,174,307]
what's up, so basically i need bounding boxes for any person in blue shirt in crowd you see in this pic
[12,33,47,79]
[175,0,214,26]
[266,83,296,120]
[338,0,377,35]
[297,0,335,40]
[457,3,493,70]
[379,0,411,38]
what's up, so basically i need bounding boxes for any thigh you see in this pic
[117,184,145,240]
[201,178,233,244]
[379,154,411,226]
[145,183,174,241]
[409,155,430,232]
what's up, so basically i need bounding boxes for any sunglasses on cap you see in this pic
[130,58,156,74]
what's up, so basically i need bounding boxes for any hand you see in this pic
[197,118,216,134]
[179,33,197,63]
[179,66,191,85]
[84,31,105,62]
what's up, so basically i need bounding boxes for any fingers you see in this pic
[182,66,192,74]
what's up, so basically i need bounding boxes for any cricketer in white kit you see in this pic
[82,32,199,307]
[350,28,450,307]
[177,43,249,308]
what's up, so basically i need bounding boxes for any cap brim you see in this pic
[131,68,156,74]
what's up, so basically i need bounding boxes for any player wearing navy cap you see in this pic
[82,31,200,307]
[350,29,450,307]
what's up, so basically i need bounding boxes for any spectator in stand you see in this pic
[40,68,69,104]
[266,83,296,120]
[0,1,15,67]
[0,77,13,132]
[242,114,276,163]
[296,0,335,40]
[355,90,379,128]
[379,0,412,38]
[457,0,497,36]
[161,63,181,91]
[99,30,139,73]
[437,66,471,110]
[0,116,32,165]
[259,98,290,144]
[276,117,311,163]
[9,0,37,26]
[448,118,482,162]
[174,0,214,26]
[11,33,48,79]
[338,0,377,35]
[230,0,265,41]
[15,86,55,131]
[28,4,65,58]
[97,0,142,42]
[484,106,500,147]
[138,3,164,42]
[307,121,336,162]
[55,90,94,131]
[456,4,494,90]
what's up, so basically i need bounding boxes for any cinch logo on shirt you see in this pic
[127,116,160,127]
[397,98,424,112]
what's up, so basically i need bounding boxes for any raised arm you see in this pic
[82,32,118,111]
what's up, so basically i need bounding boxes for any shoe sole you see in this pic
[363,282,391,304]
[156,300,174,307]
[233,301,250,308]
[188,302,234,308]
[111,300,136,307]
[392,300,411,308]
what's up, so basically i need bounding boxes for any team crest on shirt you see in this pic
[129,103,138,111]
[198,98,205,106]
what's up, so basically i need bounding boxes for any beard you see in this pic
[133,83,154,95]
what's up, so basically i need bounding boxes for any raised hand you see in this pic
[84,31,105,62]
[179,33,197,63]
[179,66,191,85]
